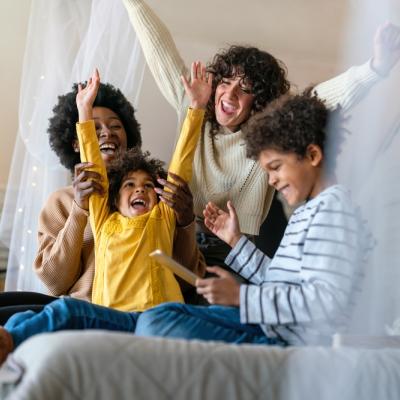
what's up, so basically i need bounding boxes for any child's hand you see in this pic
[371,22,400,76]
[196,266,240,306]
[181,61,213,109]
[76,69,101,122]
[203,200,241,248]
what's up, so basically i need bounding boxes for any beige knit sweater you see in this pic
[123,0,381,235]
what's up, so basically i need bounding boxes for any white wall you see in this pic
[0,0,31,189]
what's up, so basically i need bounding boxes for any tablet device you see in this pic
[149,249,198,286]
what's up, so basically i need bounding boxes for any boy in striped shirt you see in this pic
[136,93,369,346]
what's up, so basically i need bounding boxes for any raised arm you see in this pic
[76,70,109,237]
[122,0,188,114]
[315,22,400,111]
[167,62,212,181]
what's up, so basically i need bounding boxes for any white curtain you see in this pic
[333,0,400,335]
[0,0,145,292]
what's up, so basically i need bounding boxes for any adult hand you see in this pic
[196,266,240,306]
[181,61,213,109]
[203,200,241,247]
[156,172,194,226]
[72,162,104,210]
[371,22,400,76]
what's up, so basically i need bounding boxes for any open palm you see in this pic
[203,201,241,247]
[181,61,213,109]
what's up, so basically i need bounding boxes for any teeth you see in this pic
[222,101,236,113]
[132,199,145,206]
[100,143,116,150]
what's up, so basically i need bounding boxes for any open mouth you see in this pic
[221,100,237,115]
[278,185,290,197]
[99,142,118,155]
[130,198,147,211]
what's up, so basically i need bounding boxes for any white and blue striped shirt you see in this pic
[225,185,369,345]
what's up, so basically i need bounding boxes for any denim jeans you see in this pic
[4,297,139,347]
[136,303,281,345]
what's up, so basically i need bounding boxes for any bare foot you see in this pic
[0,327,14,364]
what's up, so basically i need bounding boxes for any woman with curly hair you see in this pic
[121,0,398,268]
[0,80,205,323]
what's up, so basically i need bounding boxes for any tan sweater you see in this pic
[122,0,381,235]
[34,186,205,301]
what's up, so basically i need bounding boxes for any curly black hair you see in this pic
[48,82,141,172]
[243,92,345,172]
[107,147,167,212]
[206,45,290,134]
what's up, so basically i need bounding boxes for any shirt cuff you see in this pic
[224,235,248,271]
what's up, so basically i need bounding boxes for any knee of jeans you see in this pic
[135,303,183,337]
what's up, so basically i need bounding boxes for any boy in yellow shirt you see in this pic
[0,63,212,363]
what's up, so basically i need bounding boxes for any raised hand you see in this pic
[372,22,400,76]
[203,200,241,248]
[181,61,213,109]
[155,172,194,226]
[196,266,240,306]
[76,69,101,122]
[72,162,104,210]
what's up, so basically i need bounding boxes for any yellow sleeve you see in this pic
[76,120,109,237]
[168,108,205,183]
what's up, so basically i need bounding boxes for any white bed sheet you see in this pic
[1,330,399,400]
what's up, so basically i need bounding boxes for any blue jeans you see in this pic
[136,303,281,345]
[4,297,139,347]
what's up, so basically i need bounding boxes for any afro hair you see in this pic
[48,82,141,172]
[107,147,167,212]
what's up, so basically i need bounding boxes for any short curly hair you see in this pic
[48,82,141,172]
[107,147,167,212]
[206,45,290,134]
[244,92,344,172]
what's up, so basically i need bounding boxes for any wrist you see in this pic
[78,106,93,122]
[176,213,195,228]
[190,103,206,110]
[228,234,241,248]
[370,57,391,77]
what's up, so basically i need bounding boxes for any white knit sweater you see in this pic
[122,0,381,235]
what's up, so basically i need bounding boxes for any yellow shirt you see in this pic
[77,108,205,311]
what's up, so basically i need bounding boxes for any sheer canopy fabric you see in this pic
[0,0,145,292]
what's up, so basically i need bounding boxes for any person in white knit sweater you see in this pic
[135,93,371,346]
[122,0,400,267]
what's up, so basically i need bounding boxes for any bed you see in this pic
[0,330,399,400]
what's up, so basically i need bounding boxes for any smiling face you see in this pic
[117,169,158,217]
[259,146,324,206]
[214,75,254,132]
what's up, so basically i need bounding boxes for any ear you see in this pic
[72,139,80,153]
[306,144,323,167]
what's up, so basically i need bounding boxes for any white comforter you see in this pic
[1,330,399,400]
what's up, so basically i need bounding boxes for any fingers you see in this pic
[206,266,229,278]
[227,200,237,218]
[183,61,210,83]
[167,172,188,187]
[74,162,99,178]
